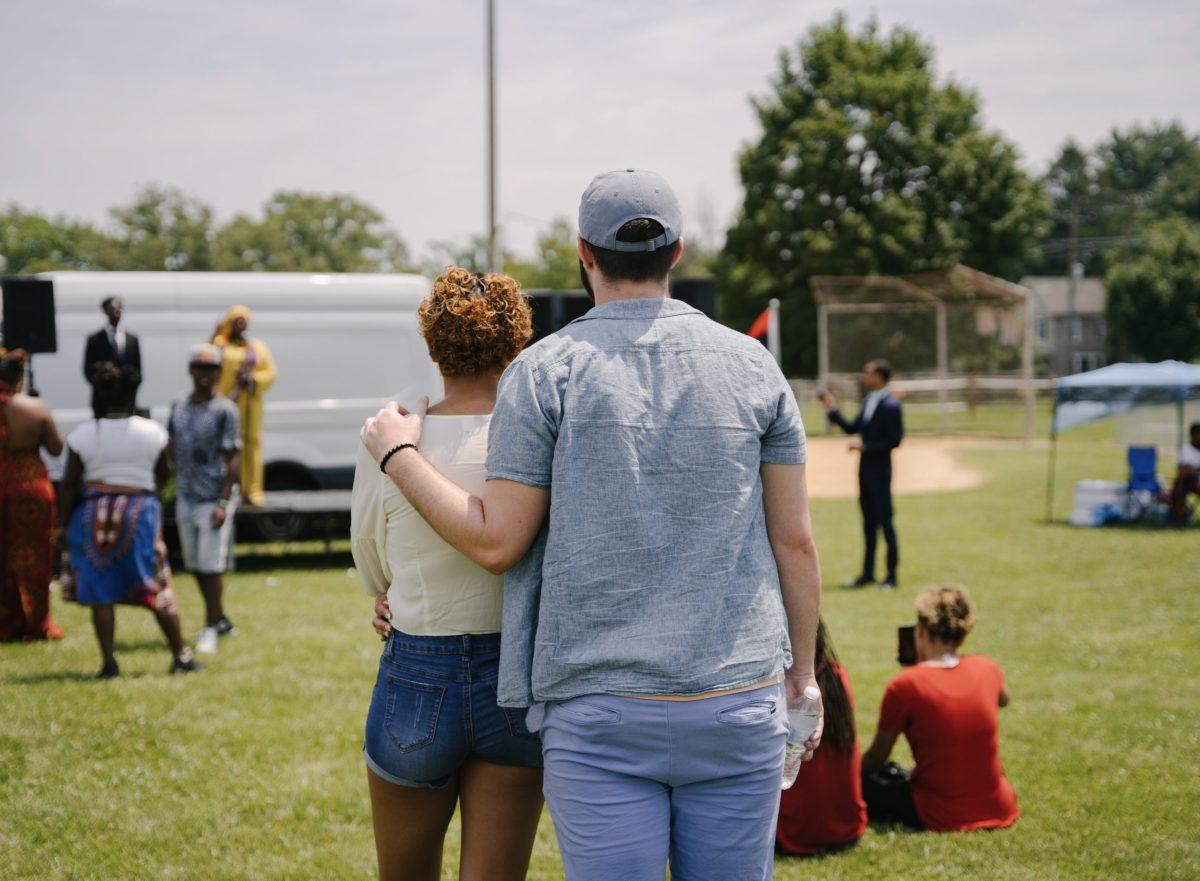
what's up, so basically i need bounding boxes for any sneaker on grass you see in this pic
[196,627,219,655]
[215,616,238,638]
[171,647,203,675]
[97,658,119,679]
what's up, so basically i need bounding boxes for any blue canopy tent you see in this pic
[1046,360,1200,519]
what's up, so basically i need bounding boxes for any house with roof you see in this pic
[1020,275,1108,376]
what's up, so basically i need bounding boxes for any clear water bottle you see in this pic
[781,685,822,790]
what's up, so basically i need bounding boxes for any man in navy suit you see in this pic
[819,359,904,589]
[83,296,141,418]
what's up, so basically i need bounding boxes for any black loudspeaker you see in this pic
[669,277,717,320]
[1,278,57,354]
[527,290,592,344]
[529,293,558,342]
[525,278,716,346]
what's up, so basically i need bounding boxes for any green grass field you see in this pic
[3,426,1198,880]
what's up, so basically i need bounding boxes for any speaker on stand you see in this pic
[669,277,717,320]
[1,278,58,396]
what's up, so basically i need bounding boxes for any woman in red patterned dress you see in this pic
[0,348,65,641]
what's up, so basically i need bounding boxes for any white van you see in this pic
[15,272,442,490]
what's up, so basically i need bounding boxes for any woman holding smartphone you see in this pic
[861,586,1019,832]
[351,268,542,881]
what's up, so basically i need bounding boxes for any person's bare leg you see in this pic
[367,766,460,881]
[91,605,116,666]
[458,758,544,881]
[197,573,224,627]
[152,609,186,656]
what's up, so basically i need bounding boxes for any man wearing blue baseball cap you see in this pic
[362,169,823,880]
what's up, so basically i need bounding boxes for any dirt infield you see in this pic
[805,436,1007,499]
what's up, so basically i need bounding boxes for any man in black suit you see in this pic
[819,359,904,589]
[83,296,141,417]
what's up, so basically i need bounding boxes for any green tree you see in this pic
[716,15,1047,376]
[1033,140,1104,274]
[1105,219,1200,362]
[503,216,580,289]
[1035,122,1200,275]
[109,185,216,270]
[421,235,496,277]
[215,191,412,272]
[672,243,717,278]
[0,206,120,273]
[1097,122,1200,222]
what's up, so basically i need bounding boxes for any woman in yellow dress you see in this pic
[211,306,276,506]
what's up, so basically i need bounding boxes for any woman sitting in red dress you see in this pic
[0,348,65,642]
[861,585,1019,832]
[776,620,868,855]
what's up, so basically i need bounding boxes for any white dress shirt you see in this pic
[106,323,127,358]
[862,386,889,424]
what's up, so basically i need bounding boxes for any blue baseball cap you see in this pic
[578,169,683,252]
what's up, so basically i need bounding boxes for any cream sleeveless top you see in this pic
[350,414,501,635]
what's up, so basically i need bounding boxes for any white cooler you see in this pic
[1069,480,1129,527]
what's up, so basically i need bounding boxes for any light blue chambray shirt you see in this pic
[486,297,807,707]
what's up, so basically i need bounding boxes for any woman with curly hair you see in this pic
[861,585,1019,831]
[0,348,65,641]
[351,267,541,881]
[59,364,199,678]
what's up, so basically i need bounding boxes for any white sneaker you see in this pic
[196,627,219,655]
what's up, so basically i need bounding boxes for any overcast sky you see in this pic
[2,0,1198,260]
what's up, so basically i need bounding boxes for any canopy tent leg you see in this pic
[1178,396,1186,450]
[1023,294,1035,441]
[817,303,832,436]
[936,301,949,434]
[1045,399,1059,523]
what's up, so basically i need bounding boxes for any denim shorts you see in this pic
[363,630,543,789]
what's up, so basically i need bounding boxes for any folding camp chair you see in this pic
[1127,446,1163,521]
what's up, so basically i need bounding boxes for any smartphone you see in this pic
[897,625,917,666]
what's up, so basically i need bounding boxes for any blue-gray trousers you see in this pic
[539,682,787,881]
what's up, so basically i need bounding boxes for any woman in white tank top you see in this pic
[351,267,542,881]
[59,364,200,678]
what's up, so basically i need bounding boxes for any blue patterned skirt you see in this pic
[64,487,177,612]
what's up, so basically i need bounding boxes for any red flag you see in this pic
[747,307,771,341]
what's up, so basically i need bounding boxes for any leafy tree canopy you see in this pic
[716,15,1047,376]
[421,235,495,278]
[215,191,413,273]
[1036,122,1200,275]
[1105,218,1200,362]
[1,187,415,276]
[502,216,579,290]
[109,185,216,271]
[0,206,117,273]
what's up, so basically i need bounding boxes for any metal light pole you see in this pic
[486,0,497,271]
[766,298,781,365]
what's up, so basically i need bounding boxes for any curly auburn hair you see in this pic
[418,267,532,378]
[915,585,976,645]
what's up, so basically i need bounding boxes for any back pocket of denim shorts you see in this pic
[384,677,446,753]
[715,698,777,726]
[487,681,542,742]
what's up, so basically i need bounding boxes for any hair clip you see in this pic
[469,272,487,299]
